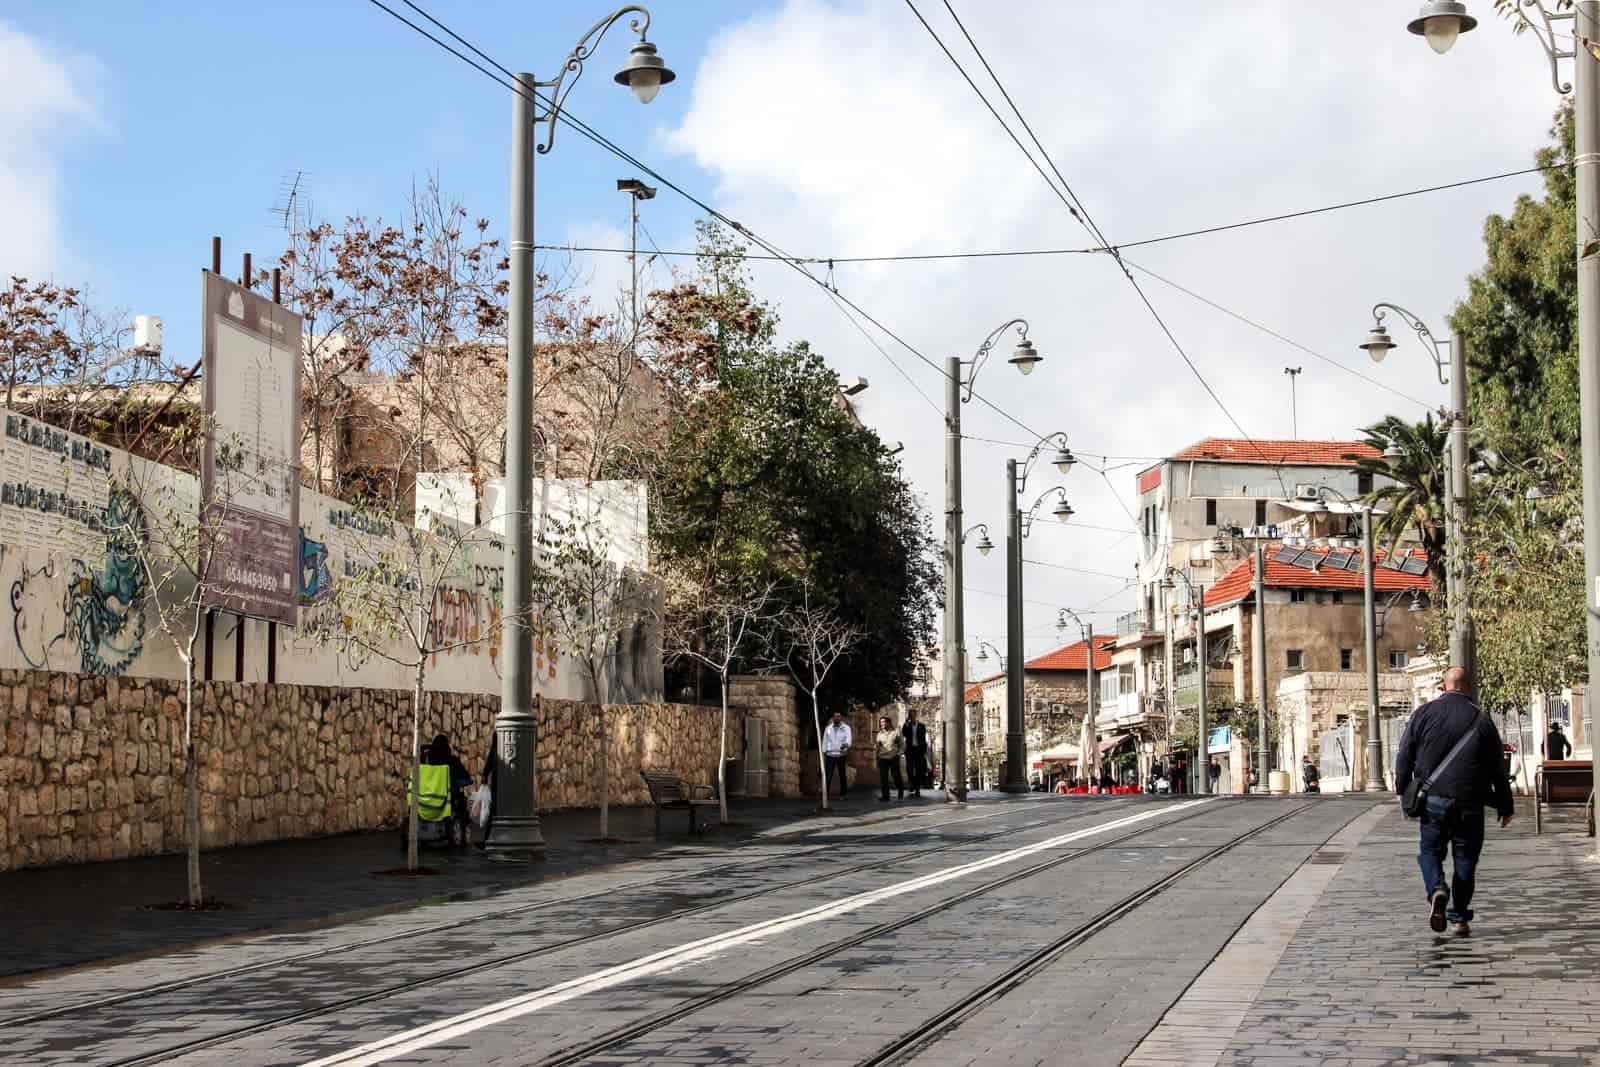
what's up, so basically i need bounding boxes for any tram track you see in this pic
[18,799,1144,1065]
[530,799,1252,1067]
[0,797,1090,1033]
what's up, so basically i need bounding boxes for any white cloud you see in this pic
[0,22,101,278]
[666,0,1560,650]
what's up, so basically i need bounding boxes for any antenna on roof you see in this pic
[271,170,310,236]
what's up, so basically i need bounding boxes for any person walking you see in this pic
[1301,755,1321,794]
[1545,720,1572,761]
[822,711,853,799]
[876,715,905,801]
[901,710,930,796]
[1395,666,1514,937]
[477,732,497,848]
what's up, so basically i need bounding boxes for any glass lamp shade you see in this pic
[976,536,995,556]
[1008,339,1041,376]
[1359,326,1395,363]
[628,68,662,103]
[615,41,675,105]
[1052,499,1075,522]
[1424,15,1461,53]
[1052,447,1076,474]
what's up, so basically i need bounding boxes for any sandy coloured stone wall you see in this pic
[0,667,783,872]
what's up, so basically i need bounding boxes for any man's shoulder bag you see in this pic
[1402,709,1484,818]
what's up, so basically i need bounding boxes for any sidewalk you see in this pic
[0,789,960,980]
[1132,802,1600,1066]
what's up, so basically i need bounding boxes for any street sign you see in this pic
[200,271,301,625]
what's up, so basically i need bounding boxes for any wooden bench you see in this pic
[640,771,719,835]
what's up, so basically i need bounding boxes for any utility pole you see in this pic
[1362,506,1385,791]
[1446,330,1474,686]
[1002,459,1027,792]
[1163,597,1176,779]
[1284,366,1303,439]
[943,355,969,801]
[1252,542,1268,793]
[1576,0,1600,865]
[1196,584,1210,796]
[1085,620,1098,784]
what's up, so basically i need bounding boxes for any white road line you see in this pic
[302,799,1210,1067]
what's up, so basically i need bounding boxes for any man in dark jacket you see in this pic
[901,710,930,797]
[1394,667,1514,937]
[1545,721,1572,761]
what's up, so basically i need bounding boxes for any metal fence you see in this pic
[1320,721,1354,781]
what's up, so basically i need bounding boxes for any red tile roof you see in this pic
[1204,547,1432,608]
[964,672,1004,703]
[1169,438,1379,466]
[1024,635,1118,672]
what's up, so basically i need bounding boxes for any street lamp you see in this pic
[1357,301,1473,689]
[1405,0,1600,862]
[1321,486,1390,793]
[496,6,674,856]
[1056,607,1100,787]
[975,641,1005,669]
[943,319,1043,803]
[617,177,657,341]
[964,523,995,556]
[1160,567,1209,795]
[1407,1,1479,54]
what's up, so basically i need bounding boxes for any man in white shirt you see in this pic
[822,710,853,799]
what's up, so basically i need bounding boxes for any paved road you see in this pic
[0,795,1367,1066]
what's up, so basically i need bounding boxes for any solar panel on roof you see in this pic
[1342,553,1365,572]
[1383,551,1408,571]
[1401,558,1428,575]
[1275,548,1306,568]
[1324,550,1352,570]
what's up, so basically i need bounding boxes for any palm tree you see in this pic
[1354,414,1448,591]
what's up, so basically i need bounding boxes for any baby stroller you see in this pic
[403,737,472,850]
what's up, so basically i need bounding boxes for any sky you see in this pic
[0,1,1566,664]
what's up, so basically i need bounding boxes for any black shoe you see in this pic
[898,792,905,799]
[878,795,889,802]
[1452,920,1471,937]
[1429,889,1449,933]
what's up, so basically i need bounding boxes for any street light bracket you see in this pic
[1369,303,1451,385]
[534,6,667,154]
[961,318,1032,403]
[1016,431,1075,496]
[1508,0,1578,95]
[1020,486,1073,536]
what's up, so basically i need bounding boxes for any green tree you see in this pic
[650,222,941,711]
[1354,414,1449,591]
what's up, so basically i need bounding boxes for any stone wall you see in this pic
[728,675,800,798]
[0,667,775,873]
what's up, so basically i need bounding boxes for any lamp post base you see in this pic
[484,816,547,858]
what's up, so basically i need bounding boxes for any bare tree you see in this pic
[663,575,775,824]
[774,577,862,812]
[107,429,253,906]
[532,510,650,840]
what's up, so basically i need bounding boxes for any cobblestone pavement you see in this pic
[0,794,1366,1067]
[1131,804,1600,1067]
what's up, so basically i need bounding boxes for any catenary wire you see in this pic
[377,0,1054,450]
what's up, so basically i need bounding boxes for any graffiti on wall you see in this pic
[9,485,149,677]
[298,530,333,605]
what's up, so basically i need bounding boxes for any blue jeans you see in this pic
[1417,794,1485,922]
[824,754,849,796]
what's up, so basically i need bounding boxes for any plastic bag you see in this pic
[470,784,492,829]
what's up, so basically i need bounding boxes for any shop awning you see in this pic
[1099,733,1134,755]
[1035,743,1081,764]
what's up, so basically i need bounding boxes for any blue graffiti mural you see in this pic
[10,485,149,676]
[298,529,333,605]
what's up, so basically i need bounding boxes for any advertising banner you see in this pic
[200,271,302,624]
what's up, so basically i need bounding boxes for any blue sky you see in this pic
[6,1,745,355]
[1,2,1570,655]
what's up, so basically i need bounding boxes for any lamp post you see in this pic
[1358,302,1472,686]
[1161,568,1208,795]
[1405,0,1598,859]
[1000,435,1076,793]
[944,321,1042,802]
[1056,607,1098,787]
[616,177,657,341]
[494,7,674,856]
[1313,488,1387,791]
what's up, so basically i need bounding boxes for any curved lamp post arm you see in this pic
[1020,486,1072,537]
[1371,303,1451,385]
[1056,607,1089,642]
[536,5,657,153]
[962,318,1032,403]
[1016,431,1075,496]
[1513,0,1578,94]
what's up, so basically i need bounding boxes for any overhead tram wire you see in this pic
[377,0,1057,450]
[1121,259,1434,412]
[533,160,1558,265]
[916,0,1292,498]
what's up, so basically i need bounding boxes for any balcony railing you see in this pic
[1173,666,1234,712]
[1116,609,1155,637]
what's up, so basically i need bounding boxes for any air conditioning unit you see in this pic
[1294,484,1322,502]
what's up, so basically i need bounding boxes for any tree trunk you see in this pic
[813,688,829,811]
[598,699,610,839]
[184,655,202,906]
[717,674,730,824]
[409,665,425,872]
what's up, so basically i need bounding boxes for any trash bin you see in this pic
[1268,770,1291,795]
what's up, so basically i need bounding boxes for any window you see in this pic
[1255,499,1267,526]
[1286,649,1305,671]
[1331,591,1345,604]
[1357,471,1374,495]
[1205,498,1217,526]
[1340,648,1354,671]
[1389,650,1410,669]
[1289,590,1307,604]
